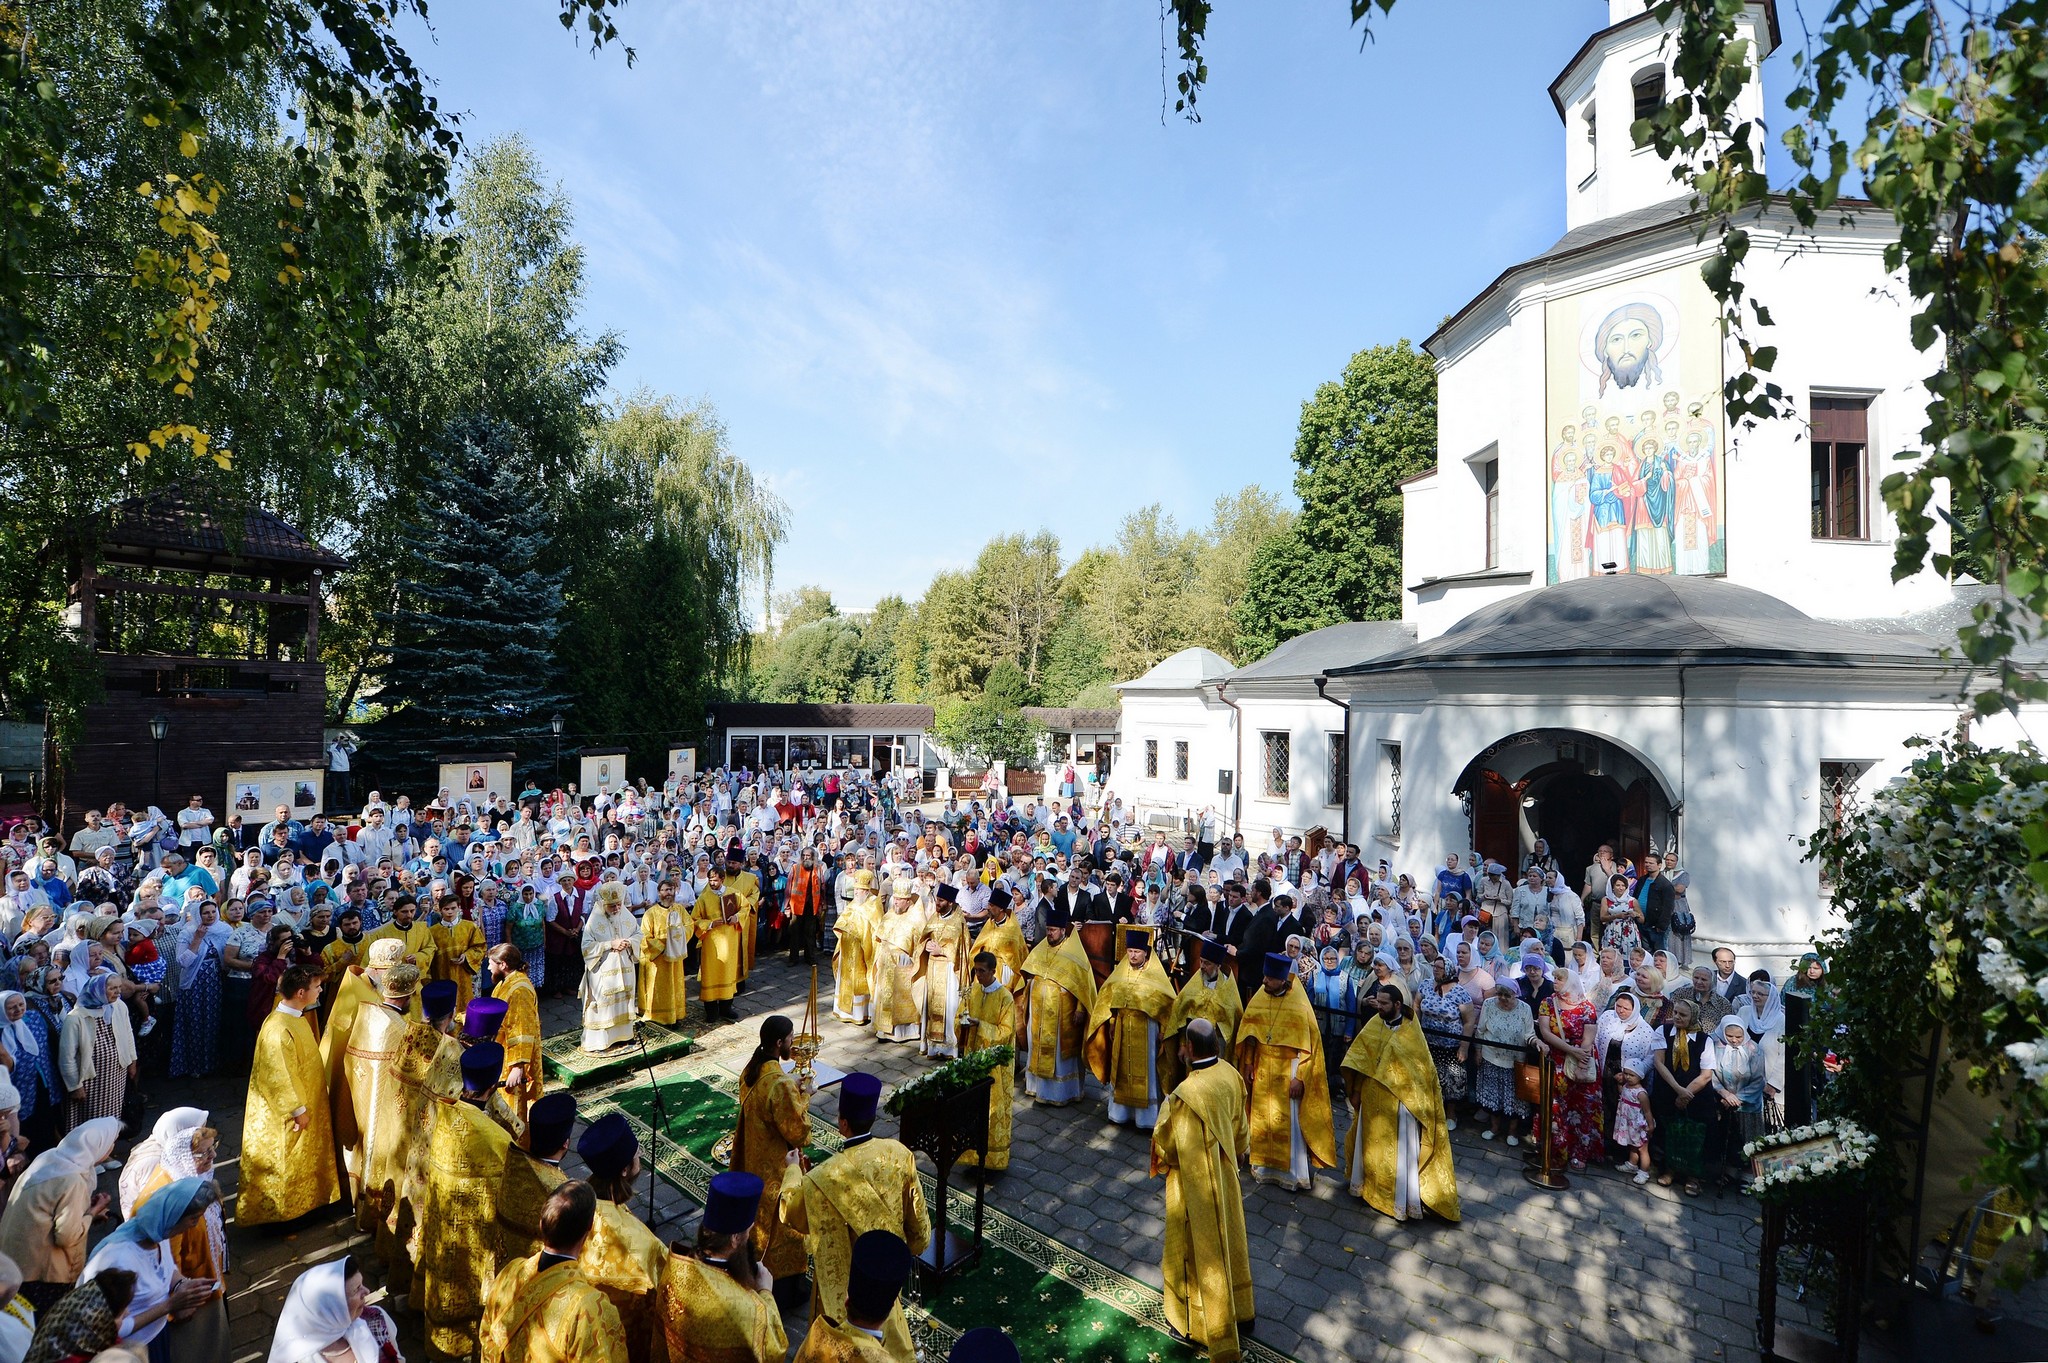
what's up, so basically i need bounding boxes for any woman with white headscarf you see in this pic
[1732,975,1787,1114]
[269,1256,401,1363]
[129,1116,227,1361]
[0,1117,119,1309]
[117,1108,205,1220]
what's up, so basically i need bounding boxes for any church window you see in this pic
[1260,731,1290,799]
[1174,739,1190,781]
[1480,457,1501,568]
[1327,732,1347,808]
[1819,760,1871,886]
[1144,738,1158,779]
[1381,743,1402,842]
[1632,68,1666,123]
[1811,395,1871,539]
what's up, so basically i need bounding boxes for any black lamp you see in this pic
[148,713,169,808]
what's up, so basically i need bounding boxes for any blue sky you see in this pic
[403,1,1802,612]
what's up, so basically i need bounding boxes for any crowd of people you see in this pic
[0,758,1818,1363]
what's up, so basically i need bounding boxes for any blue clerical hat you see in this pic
[846,1229,914,1319]
[460,1041,504,1091]
[1199,937,1228,965]
[950,1327,1022,1363]
[702,1170,763,1236]
[527,1092,577,1156]
[577,1112,638,1179]
[1263,952,1293,978]
[464,996,507,1039]
[420,979,458,1020]
[840,1071,882,1126]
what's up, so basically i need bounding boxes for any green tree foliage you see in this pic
[933,663,1045,768]
[970,532,1064,688]
[1195,486,1292,658]
[1038,602,1112,707]
[1233,341,1436,660]
[1087,506,1207,680]
[370,415,569,783]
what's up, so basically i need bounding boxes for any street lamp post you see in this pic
[148,713,169,810]
[551,712,565,786]
[704,711,717,769]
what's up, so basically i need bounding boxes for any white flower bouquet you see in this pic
[1743,1118,1879,1199]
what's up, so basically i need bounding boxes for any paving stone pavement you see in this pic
[164,952,2040,1363]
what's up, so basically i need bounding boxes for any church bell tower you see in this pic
[1550,0,1779,231]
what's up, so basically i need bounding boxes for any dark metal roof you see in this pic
[710,703,935,730]
[1546,2,1781,121]
[1020,706,1120,731]
[1330,575,1949,676]
[96,484,347,571]
[1226,621,1418,682]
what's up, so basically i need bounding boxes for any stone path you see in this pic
[181,951,2042,1362]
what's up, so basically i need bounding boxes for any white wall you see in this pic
[1232,694,1352,841]
[1106,690,1236,833]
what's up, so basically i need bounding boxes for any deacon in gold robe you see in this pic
[343,962,421,1237]
[777,1073,928,1361]
[430,898,486,1014]
[1233,953,1338,1191]
[789,1229,915,1363]
[1020,904,1094,1106]
[420,1040,515,1360]
[869,880,925,1044]
[575,1114,665,1363]
[392,980,465,1297]
[725,850,762,983]
[318,908,369,1020]
[831,872,877,1025]
[1151,1019,1254,1363]
[1167,938,1245,1090]
[320,936,404,1194]
[693,867,743,1022]
[239,966,341,1226]
[579,883,639,1052]
[732,1016,813,1290]
[1340,979,1460,1223]
[494,1091,574,1275]
[659,1171,789,1363]
[365,896,438,976]
[955,952,1017,1172]
[481,1181,629,1363]
[1084,926,1178,1129]
[636,881,690,1025]
[917,884,973,1059]
[970,886,1026,999]
[487,945,544,1127]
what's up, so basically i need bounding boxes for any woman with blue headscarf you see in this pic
[77,1175,218,1358]
[56,971,133,1132]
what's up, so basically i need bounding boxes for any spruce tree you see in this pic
[371,414,570,784]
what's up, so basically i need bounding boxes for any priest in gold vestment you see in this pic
[970,886,1026,997]
[575,1113,665,1363]
[869,880,924,1044]
[1151,1019,1254,1363]
[494,1091,575,1275]
[487,944,544,1127]
[733,1015,813,1291]
[396,979,466,1293]
[365,896,438,975]
[240,966,341,1227]
[1020,904,1094,1106]
[421,1040,515,1360]
[636,880,690,1025]
[321,935,404,1195]
[917,883,972,1059]
[956,952,1016,1172]
[318,907,369,1021]
[344,962,420,1240]
[658,1171,789,1363]
[831,870,877,1024]
[1234,954,1338,1191]
[1167,938,1245,1090]
[1084,926,1177,1129]
[777,1073,928,1361]
[481,1181,629,1363]
[693,867,743,1023]
[725,849,762,983]
[1341,980,1460,1223]
[430,897,485,1013]
[790,1229,915,1363]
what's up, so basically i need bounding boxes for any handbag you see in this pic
[1514,1058,1545,1106]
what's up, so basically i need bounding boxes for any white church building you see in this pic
[1108,0,2042,963]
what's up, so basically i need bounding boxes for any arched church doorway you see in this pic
[1455,730,1672,877]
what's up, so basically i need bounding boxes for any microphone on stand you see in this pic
[630,1019,671,1228]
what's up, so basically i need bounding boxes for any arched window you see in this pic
[1632,67,1666,122]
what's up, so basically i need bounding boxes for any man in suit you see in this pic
[1330,843,1368,900]
[1233,879,1286,1004]
[1101,870,1138,925]
[1172,836,1205,878]
[1056,869,1112,924]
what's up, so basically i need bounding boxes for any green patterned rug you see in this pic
[542,1017,694,1088]
[583,1055,1300,1363]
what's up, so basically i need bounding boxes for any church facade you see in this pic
[1109,0,2042,963]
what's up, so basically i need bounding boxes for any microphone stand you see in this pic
[631,1020,671,1228]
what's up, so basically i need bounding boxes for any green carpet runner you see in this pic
[582,1054,1300,1363]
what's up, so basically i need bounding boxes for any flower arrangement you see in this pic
[1743,1119,1879,1200]
[883,1045,1014,1116]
